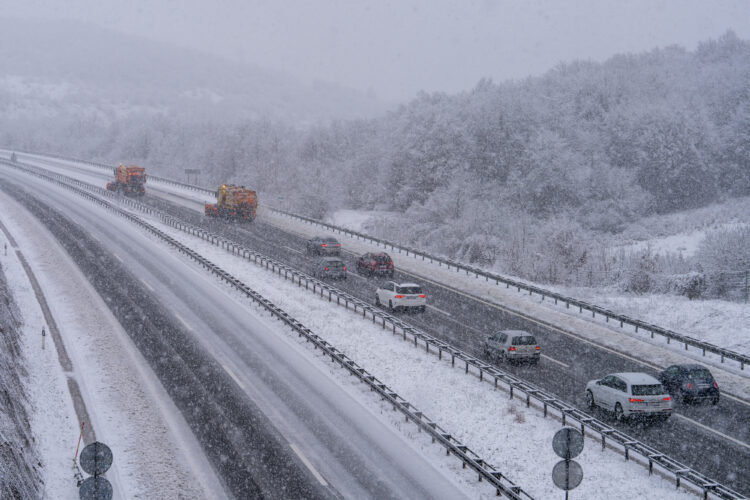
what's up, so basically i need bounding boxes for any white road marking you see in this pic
[174,313,193,331]
[113,254,124,263]
[395,266,750,407]
[289,443,328,486]
[282,245,303,254]
[140,279,154,292]
[222,364,246,391]
[674,413,750,451]
[721,392,750,406]
[426,304,452,317]
[541,354,569,368]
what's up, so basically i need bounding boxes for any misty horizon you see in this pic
[3,0,750,101]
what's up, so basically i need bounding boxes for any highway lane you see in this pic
[21,154,750,495]
[138,191,750,495]
[0,168,473,500]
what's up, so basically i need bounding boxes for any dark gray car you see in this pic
[313,257,347,279]
[306,236,342,256]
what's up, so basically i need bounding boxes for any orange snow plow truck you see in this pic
[205,184,258,221]
[106,164,146,196]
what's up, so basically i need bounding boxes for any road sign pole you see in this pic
[552,427,584,496]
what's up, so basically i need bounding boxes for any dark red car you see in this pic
[357,252,394,277]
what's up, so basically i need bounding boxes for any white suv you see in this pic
[586,372,673,422]
[375,282,426,312]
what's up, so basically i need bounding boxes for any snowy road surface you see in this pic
[0,164,474,498]
[0,187,222,498]
[8,152,749,497]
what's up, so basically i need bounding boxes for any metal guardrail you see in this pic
[154,208,747,500]
[4,156,746,500]
[0,158,532,499]
[265,208,750,372]
[7,150,749,370]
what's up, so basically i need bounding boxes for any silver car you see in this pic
[312,257,347,280]
[483,330,540,364]
[586,372,673,422]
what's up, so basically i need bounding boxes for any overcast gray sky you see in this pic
[7,0,750,101]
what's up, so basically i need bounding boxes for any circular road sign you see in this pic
[79,476,113,500]
[552,459,584,491]
[79,442,113,476]
[553,427,584,460]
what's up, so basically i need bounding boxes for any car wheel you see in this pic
[375,295,381,307]
[586,390,596,410]
[389,300,395,311]
[678,389,690,405]
[419,305,426,313]
[614,403,625,422]
[500,352,507,364]
[711,394,719,406]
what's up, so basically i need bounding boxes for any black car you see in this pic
[657,364,719,405]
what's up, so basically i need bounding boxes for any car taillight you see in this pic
[321,244,327,247]
[343,267,347,271]
[394,295,405,298]
[685,383,694,390]
[508,346,516,351]
[713,381,719,389]
[419,294,426,298]
[337,243,341,246]
[388,262,394,268]
[662,397,671,401]
[324,267,329,271]
[629,398,644,402]
[535,346,540,350]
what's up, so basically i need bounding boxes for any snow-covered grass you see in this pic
[549,286,750,355]
[619,195,750,242]
[326,209,401,234]
[140,209,701,500]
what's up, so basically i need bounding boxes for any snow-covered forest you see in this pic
[3,25,749,298]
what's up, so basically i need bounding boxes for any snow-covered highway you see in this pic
[0,165,479,499]
[1,153,747,499]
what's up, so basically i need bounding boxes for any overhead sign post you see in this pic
[551,427,584,499]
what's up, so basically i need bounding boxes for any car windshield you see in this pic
[324,238,340,245]
[398,286,423,294]
[687,369,714,383]
[631,384,666,396]
[511,336,537,345]
[374,254,391,263]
